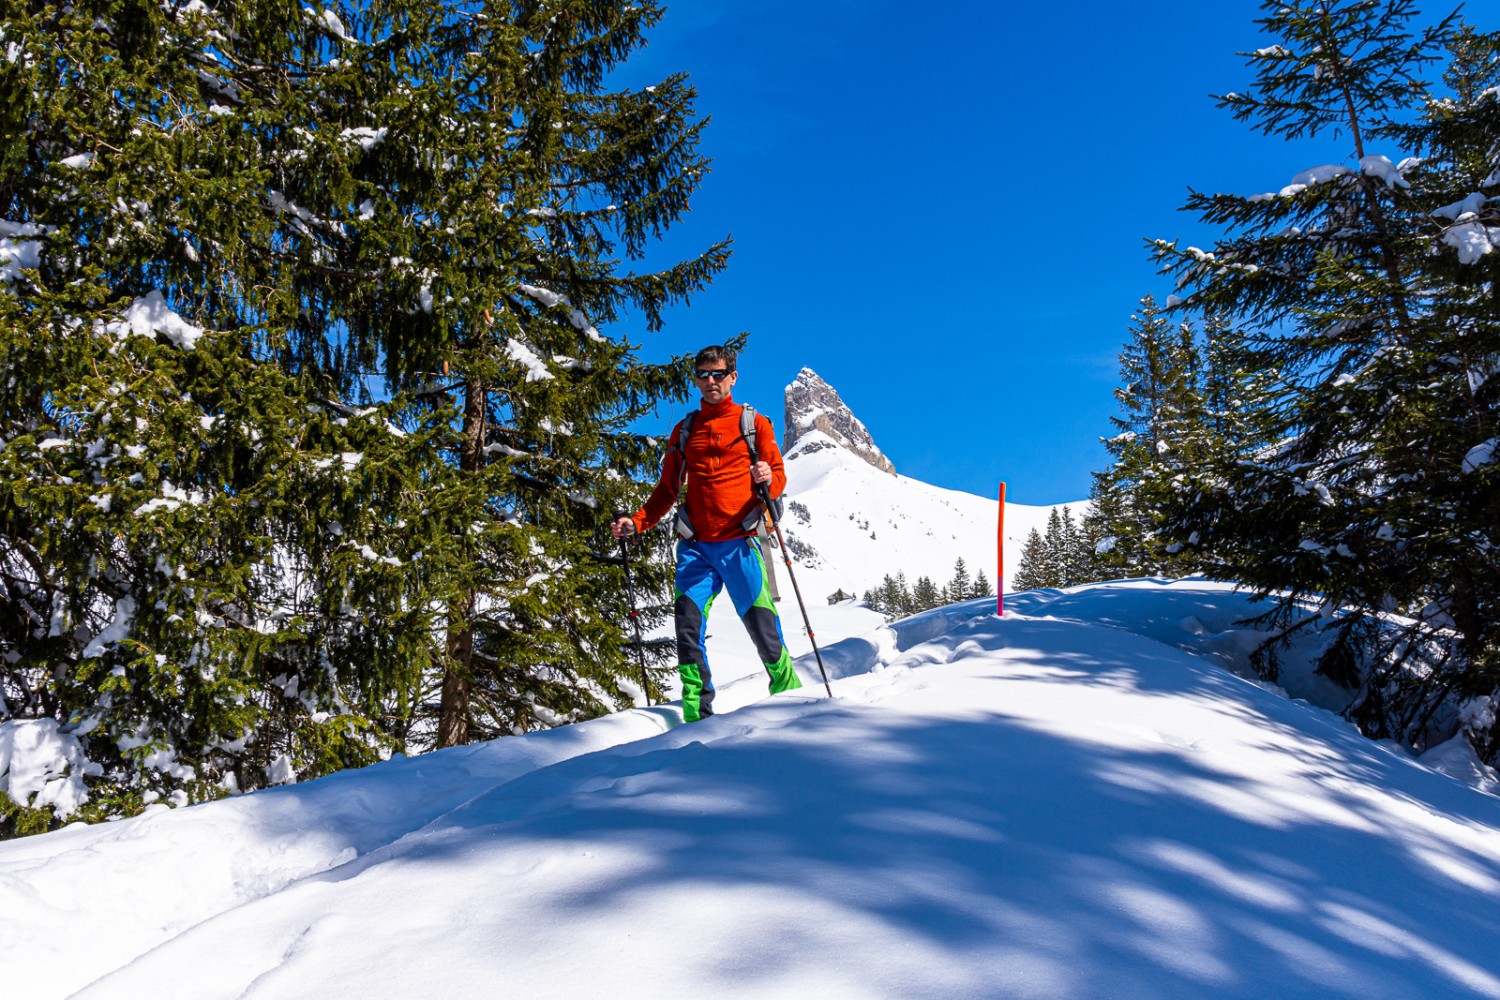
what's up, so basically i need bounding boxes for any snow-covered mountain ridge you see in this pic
[779,427,1079,599]
[774,370,1085,599]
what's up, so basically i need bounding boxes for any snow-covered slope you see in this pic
[6,581,1500,1000]
[779,429,1081,598]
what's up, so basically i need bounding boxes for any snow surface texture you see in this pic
[6,581,1500,999]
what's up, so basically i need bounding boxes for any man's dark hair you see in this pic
[694,344,736,371]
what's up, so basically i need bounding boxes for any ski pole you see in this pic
[756,484,833,698]
[614,512,652,706]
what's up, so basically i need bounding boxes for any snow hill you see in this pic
[778,427,1074,600]
[6,581,1500,1000]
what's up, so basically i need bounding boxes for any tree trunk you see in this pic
[436,373,486,747]
[437,618,473,748]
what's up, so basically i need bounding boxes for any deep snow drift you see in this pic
[5,580,1500,1000]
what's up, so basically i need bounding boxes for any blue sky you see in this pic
[614,1,1492,505]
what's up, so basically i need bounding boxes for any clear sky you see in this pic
[612,1,1493,505]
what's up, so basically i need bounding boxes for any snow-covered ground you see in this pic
[5,579,1500,1000]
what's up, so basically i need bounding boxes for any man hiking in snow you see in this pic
[611,345,802,721]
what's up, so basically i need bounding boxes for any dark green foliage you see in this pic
[944,558,972,604]
[0,0,721,832]
[0,0,461,816]
[862,559,991,622]
[1151,1,1500,760]
[972,569,994,599]
[1085,296,1215,579]
[0,313,453,806]
[368,0,729,747]
[1013,507,1096,591]
[910,575,941,611]
[862,573,911,621]
[1013,530,1051,592]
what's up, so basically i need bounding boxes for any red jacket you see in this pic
[632,397,787,542]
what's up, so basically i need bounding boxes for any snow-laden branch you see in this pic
[517,283,604,342]
[98,291,204,349]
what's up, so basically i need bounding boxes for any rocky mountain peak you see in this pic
[782,368,896,475]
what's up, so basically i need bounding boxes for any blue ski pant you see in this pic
[674,537,801,721]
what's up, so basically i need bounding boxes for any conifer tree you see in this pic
[911,576,942,612]
[1060,506,1104,587]
[342,0,712,746]
[1044,508,1071,584]
[1049,507,1083,586]
[1154,2,1500,758]
[0,0,472,823]
[1013,530,1052,592]
[863,572,947,622]
[877,573,914,621]
[1086,296,1207,579]
[945,558,972,603]
[972,569,994,599]
[318,0,731,746]
[1014,506,1099,591]
[878,574,898,617]
[0,0,724,830]
[1198,312,1280,453]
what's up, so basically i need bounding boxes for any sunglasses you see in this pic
[695,369,734,382]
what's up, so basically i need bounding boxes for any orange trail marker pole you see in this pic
[997,481,1006,616]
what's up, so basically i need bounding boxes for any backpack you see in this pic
[669,404,785,544]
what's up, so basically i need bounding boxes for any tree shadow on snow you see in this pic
[357,674,1500,1000]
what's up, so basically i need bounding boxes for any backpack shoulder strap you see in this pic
[737,404,782,536]
[740,404,758,463]
[672,410,698,498]
[673,410,698,457]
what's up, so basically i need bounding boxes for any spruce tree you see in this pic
[1154,2,1500,758]
[1044,508,1070,584]
[1014,506,1099,591]
[1086,296,1207,579]
[945,558,972,603]
[890,572,915,618]
[0,0,467,823]
[1047,506,1098,587]
[862,572,936,622]
[0,0,725,830]
[1013,530,1052,592]
[911,575,941,612]
[1198,312,1280,454]
[972,569,994,599]
[309,1,731,746]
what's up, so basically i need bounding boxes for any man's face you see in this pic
[695,359,736,405]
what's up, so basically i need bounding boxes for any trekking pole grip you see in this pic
[754,482,776,524]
